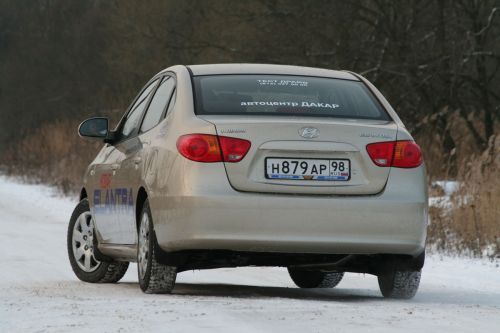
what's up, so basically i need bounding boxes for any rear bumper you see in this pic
[151,165,428,256]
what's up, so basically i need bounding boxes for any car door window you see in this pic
[140,77,176,133]
[165,88,176,116]
[120,79,159,140]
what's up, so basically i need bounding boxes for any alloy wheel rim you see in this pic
[72,212,101,272]
[137,212,150,280]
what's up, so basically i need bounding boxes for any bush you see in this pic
[2,120,100,194]
[428,135,500,258]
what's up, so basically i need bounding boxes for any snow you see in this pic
[0,176,499,332]
[429,180,461,209]
[433,181,460,196]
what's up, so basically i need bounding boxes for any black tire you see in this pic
[137,200,177,294]
[288,268,344,288]
[67,199,129,283]
[378,269,421,299]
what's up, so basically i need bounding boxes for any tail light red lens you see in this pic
[176,134,251,163]
[392,141,423,168]
[176,134,221,162]
[366,141,395,167]
[218,136,251,162]
[366,140,422,168]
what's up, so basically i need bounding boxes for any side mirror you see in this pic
[78,117,109,140]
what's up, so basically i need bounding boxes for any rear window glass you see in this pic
[193,75,390,120]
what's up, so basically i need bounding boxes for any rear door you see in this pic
[92,78,159,244]
[193,74,398,195]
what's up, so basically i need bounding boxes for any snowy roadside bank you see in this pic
[1,176,499,333]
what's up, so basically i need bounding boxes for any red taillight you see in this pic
[366,140,422,168]
[366,141,395,167]
[218,136,251,162]
[392,141,423,168]
[176,134,251,163]
[176,134,221,162]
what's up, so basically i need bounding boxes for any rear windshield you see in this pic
[193,75,390,120]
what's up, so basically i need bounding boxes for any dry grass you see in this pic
[427,135,500,258]
[2,120,101,194]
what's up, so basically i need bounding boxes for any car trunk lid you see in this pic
[199,115,398,195]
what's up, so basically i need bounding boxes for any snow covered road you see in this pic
[0,176,499,332]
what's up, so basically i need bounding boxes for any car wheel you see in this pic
[67,199,129,283]
[137,199,177,294]
[378,269,421,299]
[288,268,344,288]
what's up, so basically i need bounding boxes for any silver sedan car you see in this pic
[68,64,427,299]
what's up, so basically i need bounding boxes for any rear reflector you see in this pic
[176,134,251,163]
[366,140,422,168]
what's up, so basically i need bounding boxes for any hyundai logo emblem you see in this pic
[299,127,320,139]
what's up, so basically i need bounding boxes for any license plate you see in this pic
[265,158,350,181]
